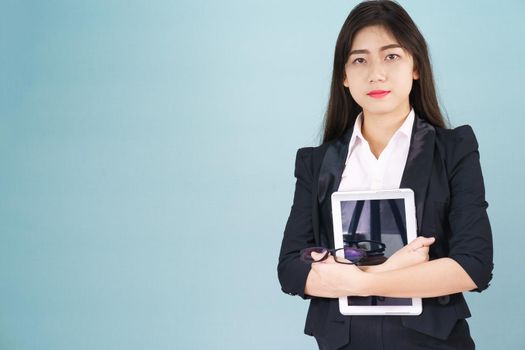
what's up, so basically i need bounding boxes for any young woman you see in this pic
[277,1,493,349]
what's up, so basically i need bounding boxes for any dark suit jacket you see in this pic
[277,114,493,349]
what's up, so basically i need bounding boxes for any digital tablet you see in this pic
[331,189,422,316]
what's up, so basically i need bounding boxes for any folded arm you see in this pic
[305,126,493,299]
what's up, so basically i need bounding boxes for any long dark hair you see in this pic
[323,0,447,143]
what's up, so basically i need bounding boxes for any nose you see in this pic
[368,60,386,83]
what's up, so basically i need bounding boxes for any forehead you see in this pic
[351,25,400,50]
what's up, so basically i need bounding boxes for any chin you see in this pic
[361,104,398,116]
[361,98,411,117]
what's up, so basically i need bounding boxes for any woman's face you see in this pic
[343,25,419,118]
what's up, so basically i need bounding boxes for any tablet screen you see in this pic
[339,198,412,306]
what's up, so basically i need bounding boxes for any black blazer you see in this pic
[277,115,493,349]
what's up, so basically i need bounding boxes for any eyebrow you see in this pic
[349,44,403,55]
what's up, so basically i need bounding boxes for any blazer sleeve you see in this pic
[277,147,316,299]
[446,125,494,292]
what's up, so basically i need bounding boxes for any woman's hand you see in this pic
[378,236,436,272]
[304,252,364,298]
[304,236,436,297]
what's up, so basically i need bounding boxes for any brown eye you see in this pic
[353,57,366,64]
[386,54,400,61]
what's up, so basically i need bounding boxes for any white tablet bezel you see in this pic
[331,189,422,316]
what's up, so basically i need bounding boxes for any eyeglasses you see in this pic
[300,240,386,265]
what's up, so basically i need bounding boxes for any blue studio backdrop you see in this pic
[1,1,524,349]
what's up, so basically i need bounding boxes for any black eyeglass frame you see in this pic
[300,240,386,265]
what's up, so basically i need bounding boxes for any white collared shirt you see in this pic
[338,109,414,191]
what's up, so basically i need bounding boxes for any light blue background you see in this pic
[1,1,523,349]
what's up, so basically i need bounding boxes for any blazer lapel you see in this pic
[317,129,354,204]
[317,127,354,248]
[399,115,435,235]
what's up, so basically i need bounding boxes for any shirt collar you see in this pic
[397,108,415,138]
[347,107,415,160]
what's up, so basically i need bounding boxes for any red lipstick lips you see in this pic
[367,90,391,98]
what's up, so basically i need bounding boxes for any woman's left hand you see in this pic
[379,236,436,272]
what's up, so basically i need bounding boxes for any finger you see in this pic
[406,237,434,253]
[420,236,436,247]
[324,254,336,263]
[310,251,325,261]
[413,245,430,253]
[410,236,435,249]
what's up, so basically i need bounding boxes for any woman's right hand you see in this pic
[305,252,365,298]
[376,236,436,272]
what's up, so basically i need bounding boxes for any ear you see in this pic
[343,74,349,87]
[413,69,420,81]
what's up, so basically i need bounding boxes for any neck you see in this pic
[361,107,411,146]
